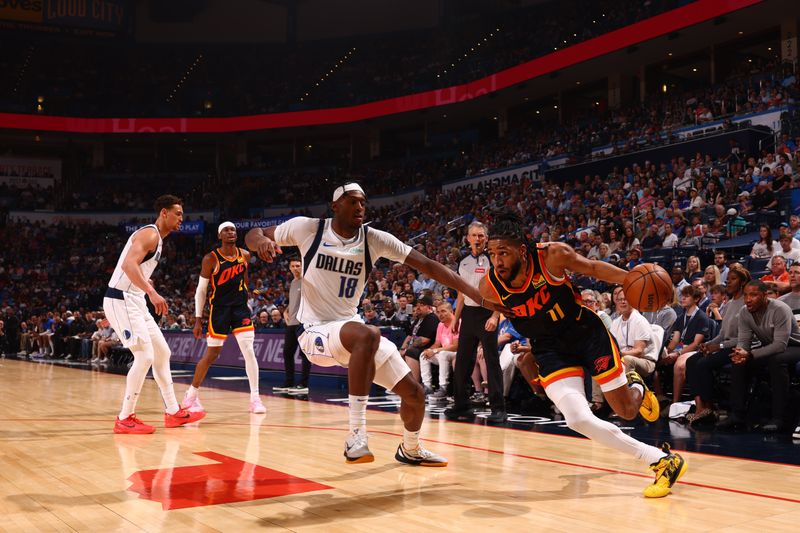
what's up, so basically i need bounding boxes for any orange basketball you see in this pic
[623,263,673,312]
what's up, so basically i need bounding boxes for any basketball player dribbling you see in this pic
[479,212,687,498]
[105,195,205,434]
[183,221,266,414]
[245,183,504,466]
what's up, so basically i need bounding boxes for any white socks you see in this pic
[629,382,644,398]
[403,429,420,450]
[186,385,199,398]
[348,395,368,433]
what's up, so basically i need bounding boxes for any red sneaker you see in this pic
[164,407,206,428]
[114,414,156,434]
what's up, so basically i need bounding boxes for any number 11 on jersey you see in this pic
[547,302,565,322]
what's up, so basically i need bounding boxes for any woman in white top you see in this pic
[750,223,774,259]
[688,188,706,210]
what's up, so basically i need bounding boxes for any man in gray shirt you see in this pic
[717,280,800,432]
[778,263,800,311]
[777,264,800,440]
[685,264,750,426]
[274,257,311,393]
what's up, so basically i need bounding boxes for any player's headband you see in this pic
[218,221,236,235]
[332,183,366,202]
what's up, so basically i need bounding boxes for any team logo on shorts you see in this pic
[124,330,132,340]
[594,355,611,373]
[314,336,325,353]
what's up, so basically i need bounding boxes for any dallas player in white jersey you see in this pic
[104,195,205,434]
[246,183,504,466]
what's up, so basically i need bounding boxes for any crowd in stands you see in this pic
[2,136,800,434]
[4,55,792,221]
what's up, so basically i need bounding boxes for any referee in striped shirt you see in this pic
[444,221,506,423]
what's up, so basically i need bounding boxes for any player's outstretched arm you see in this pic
[404,250,510,314]
[545,241,628,285]
[245,226,282,263]
[193,253,216,339]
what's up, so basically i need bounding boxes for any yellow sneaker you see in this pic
[627,370,659,422]
[644,443,687,498]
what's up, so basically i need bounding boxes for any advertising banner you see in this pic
[121,220,205,235]
[230,216,296,230]
[0,156,60,187]
[0,0,761,132]
[0,0,132,36]
[441,162,539,194]
[163,328,407,375]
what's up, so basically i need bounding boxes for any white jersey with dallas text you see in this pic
[108,224,163,298]
[274,217,411,326]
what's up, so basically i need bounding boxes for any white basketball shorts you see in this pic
[103,288,164,348]
[298,318,410,391]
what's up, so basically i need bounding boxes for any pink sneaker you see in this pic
[249,398,266,414]
[181,392,204,413]
[165,408,206,428]
[114,414,155,434]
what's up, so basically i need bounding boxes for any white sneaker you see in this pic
[793,425,800,440]
[395,443,448,467]
[344,429,374,463]
[249,398,266,414]
[181,393,204,413]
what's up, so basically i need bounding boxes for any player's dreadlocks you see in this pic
[488,210,529,247]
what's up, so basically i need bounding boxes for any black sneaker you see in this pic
[716,414,746,432]
[273,382,293,392]
[486,409,507,424]
[444,406,475,420]
[288,384,309,394]
[793,425,800,439]
[394,444,448,467]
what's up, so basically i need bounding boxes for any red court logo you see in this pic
[126,451,330,509]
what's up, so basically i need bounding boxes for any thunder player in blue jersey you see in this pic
[479,211,687,498]
[246,183,505,467]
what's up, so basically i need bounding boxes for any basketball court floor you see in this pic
[1,357,799,532]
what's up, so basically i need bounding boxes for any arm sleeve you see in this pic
[367,227,413,264]
[194,276,209,318]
